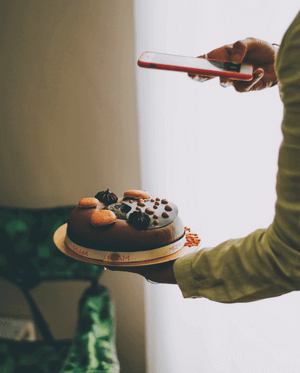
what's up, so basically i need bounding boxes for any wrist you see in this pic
[271,43,280,87]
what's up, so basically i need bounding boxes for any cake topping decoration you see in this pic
[161,199,168,204]
[165,205,173,211]
[162,212,169,218]
[121,193,179,230]
[95,189,118,205]
[184,230,201,247]
[90,210,116,227]
[124,189,150,199]
[78,197,100,209]
[107,202,131,219]
[145,208,154,215]
[128,210,151,229]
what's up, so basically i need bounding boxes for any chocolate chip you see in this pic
[150,199,155,202]
[155,201,160,206]
[145,208,154,215]
[129,200,133,203]
[153,214,158,219]
[153,220,159,225]
[156,198,160,201]
[153,205,158,209]
[161,199,168,204]
[138,201,145,207]
[165,205,172,211]
[136,206,141,210]
[162,212,169,218]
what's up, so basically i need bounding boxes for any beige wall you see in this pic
[0,1,145,372]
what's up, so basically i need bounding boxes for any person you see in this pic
[108,11,300,303]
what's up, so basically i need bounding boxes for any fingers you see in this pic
[220,77,233,88]
[231,37,258,64]
[189,37,263,89]
[105,260,177,284]
[189,75,213,82]
[105,264,149,277]
[191,67,264,92]
[233,68,264,92]
[219,68,264,92]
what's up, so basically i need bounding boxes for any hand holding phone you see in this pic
[138,51,253,81]
[192,38,278,91]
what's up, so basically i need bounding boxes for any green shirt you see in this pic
[174,11,300,303]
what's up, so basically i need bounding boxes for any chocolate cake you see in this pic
[65,189,200,264]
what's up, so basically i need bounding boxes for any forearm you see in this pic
[174,227,299,303]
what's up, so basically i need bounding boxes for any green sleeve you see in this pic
[174,11,300,303]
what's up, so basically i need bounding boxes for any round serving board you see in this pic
[53,223,200,267]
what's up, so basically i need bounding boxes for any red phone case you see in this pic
[138,52,253,81]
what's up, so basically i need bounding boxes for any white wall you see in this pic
[134,1,300,372]
[0,1,145,372]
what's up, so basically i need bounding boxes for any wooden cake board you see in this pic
[53,223,199,267]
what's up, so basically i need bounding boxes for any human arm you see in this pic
[173,12,300,302]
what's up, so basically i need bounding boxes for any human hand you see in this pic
[103,260,178,284]
[189,37,278,92]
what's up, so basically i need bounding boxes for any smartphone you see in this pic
[138,52,253,81]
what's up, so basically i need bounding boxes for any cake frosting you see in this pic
[65,189,200,263]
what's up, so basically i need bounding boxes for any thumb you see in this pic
[233,68,264,92]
